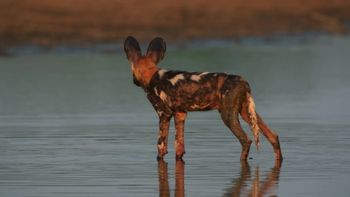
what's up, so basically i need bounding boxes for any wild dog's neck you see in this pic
[131,58,159,88]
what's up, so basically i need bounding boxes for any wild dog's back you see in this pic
[147,69,249,112]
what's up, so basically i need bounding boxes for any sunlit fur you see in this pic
[247,93,260,149]
[132,57,158,88]
[124,36,283,161]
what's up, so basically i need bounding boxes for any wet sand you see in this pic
[1,0,350,47]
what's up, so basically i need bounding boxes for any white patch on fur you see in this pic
[158,141,166,150]
[190,103,210,110]
[154,88,159,96]
[169,74,185,86]
[190,104,201,109]
[159,91,168,102]
[190,74,201,81]
[222,90,229,98]
[131,64,135,73]
[190,72,210,82]
[156,110,163,117]
[158,69,167,78]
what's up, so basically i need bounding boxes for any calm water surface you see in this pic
[1,36,350,196]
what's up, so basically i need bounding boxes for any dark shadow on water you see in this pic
[158,160,282,197]
[222,160,282,197]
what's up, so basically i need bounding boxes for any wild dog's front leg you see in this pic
[174,112,187,160]
[157,115,171,160]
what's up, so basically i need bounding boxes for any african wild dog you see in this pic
[124,36,283,161]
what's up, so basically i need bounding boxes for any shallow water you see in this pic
[1,36,350,196]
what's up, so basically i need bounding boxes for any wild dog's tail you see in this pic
[246,92,260,150]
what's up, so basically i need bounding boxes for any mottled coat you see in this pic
[147,70,244,114]
[124,36,283,161]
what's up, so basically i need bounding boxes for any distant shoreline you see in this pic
[1,0,350,50]
[1,33,348,57]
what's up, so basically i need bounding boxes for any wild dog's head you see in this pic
[124,36,166,88]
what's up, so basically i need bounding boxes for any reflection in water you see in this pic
[158,160,170,197]
[223,160,282,197]
[175,160,185,197]
[158,160,281,197]
[158,160,185,197]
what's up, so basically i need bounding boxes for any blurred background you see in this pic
[1,1,350,197]
[1,0,350,49]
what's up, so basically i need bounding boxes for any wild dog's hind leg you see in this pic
[256,113,283,160]
[174,112,187,160]
[240,101,283,160]
[220,111,252,160]
[157,115,171,160]
[220,90,252,161]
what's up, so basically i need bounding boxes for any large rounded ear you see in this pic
[124,36,142,63]
[146,37,166,64]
